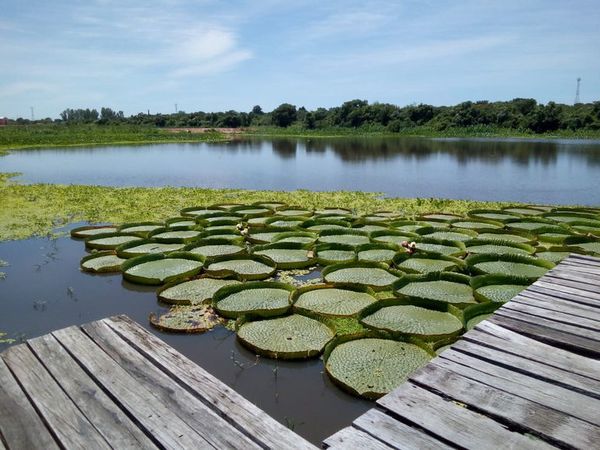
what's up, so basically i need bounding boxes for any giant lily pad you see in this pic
[450,219,503,231]
[393,272,476,307]
[390,220,431,233]
[149,226,202,243]
[180,206,223,217]
[416,226,478,242]
[476,230,535,244]
[292,285,377,317]
[468,209,521,222]
[149,305,223,333]
[212,281,294,318]
[265,216,309,228]
[322,261,401,291]
[116,239,186,258]
[324,337,431,399]
[371,230,418,246]
[80,251,125,273]
[420,213,462,222]
[300,219,351,232]
[467,253,554,280]
[318,229,370,247]
[393,252,463,274]
[237,314,335,359]
[204,254,277,280]
[185,239,245,258]
[272,231,318,245]
[502,206,545,216]
[118,222,164,237]
[315,243,356,266]
[414,238,466,257]
[71,225,117,238]
[463,302,502,330]
[247,227,292,244]
[252,242,315,269]
[464,239,535,256]
[85,233,143,250]
[165,217,198,228]
[122,252,204,285]
[356,243,399,263]
[470,274,529,303]
[157,277,241,305]
[277,207,313,217]
[361,303,463,340]
[564,236,600,255]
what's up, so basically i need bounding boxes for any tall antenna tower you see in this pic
[574,77,581,104]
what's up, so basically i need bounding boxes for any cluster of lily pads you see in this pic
[71,202,600,399]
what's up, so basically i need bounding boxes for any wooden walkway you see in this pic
[0,315,316,450]
[324,254,600,450]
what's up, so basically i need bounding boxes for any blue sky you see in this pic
[1,0,599,119]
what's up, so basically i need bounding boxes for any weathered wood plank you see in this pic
[0,435,6,450]
[52,325,217,449]
[0,357,59,450]
[27,334,158,449]
[450,338,600,396]
[515,290,600,321]
[504,297,600,329]
[536,277,600,297]
[567,254,600,266]
[105,315,316,450]
[378,382,554,449]
[545,271,600,290]
[323,426,393,450]
[353,408,452,450]
[2,344,111,449]
[557,261,600,276]
[438,349,600,426]
[411,361,600,449]
[81,320,260,450]
[527,283,600,308]
[468,322,600,381]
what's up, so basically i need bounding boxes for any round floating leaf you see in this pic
[361,303,463,340]
[252,242,315,269]
[198,229,243,242]
[316,207,353,216]
[324,337,432,399]
[505,218,566,233]
[272,231,318,245]
[213,281,294,318]
[420,213,462,222]
[414,237,466,257]
[466,253,554,280]
[252,201,289,210]
[450,219,503,231]
[247,227,293,244]
[315,243,356,266]
[318,229,370,247]
[292,284,378,317]
[476,230,535,244]
[470,274,530,303]
[122,252,205,285]
[165,217,198,228]
[157,277,241,305]
[371,229,419,245]
[393,252,464,274]
[393,272,476,308]
[372,210,402,218]
[85,233,143,250]
[150,305,223,333]
[180,206,224,217]
[116,239,186,258]
[359,216,393,224]
[322,261,401,291]
[542,212,600,224]
[463,302,502,330]
[277,207,313,217]
[502,206,545,216]
[390,220,431,233]
[210,203,244,210]
[300,219,351,232]
[204,254,277,281]
[464,239,535,256]
[237,314,335,359]
[351,222,390,233]
[230,206,274,218]
[71,225,118,238]
[149,226,202,243]
[118,222,164,237]
[416,226,478,242]
[356,243,400,263]
[80,251,125,273]
[185,238,245,258]
[468,209,520,222]
[264,216,309,228]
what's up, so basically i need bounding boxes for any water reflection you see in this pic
[2,137,599,205]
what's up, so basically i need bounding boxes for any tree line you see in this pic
[10,99,600,133]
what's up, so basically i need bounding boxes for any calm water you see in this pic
[2,137,600,205]
[0,225,370,444]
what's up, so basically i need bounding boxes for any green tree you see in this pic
[271,103,297,127]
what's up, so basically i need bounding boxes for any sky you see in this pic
[1,0,599,119]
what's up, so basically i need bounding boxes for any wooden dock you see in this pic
[324,253,600,449]
[0,315,316,450]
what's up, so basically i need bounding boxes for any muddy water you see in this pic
[0,224,370,444]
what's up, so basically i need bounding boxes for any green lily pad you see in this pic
[361,305,463,339]
[150,227,202,243]
[116,240,186,258]
[149,305,223,333]
[476,231,534,244]
[371,230,418,245]
[466,313,493,330]
[180,206,223,217]
[315,243,356,266]
[421,213,462,221]
[450,219,503,230]
[252,243,315,269]
[318,229,370,247]
[247,227,291,244]
[301,219,351,232]
[390,221,431,233]
[414,238,466,257]
[277,208,313,216]
[564,236,600,254]
[322,262,400,290]
[417,227,478,242]
[185,239,245,258]
[71,225,117,238]
[325,338,431,399]
[212,281,294,318]
[293,285,377,317]
[476,284,526,303]
[122,253,204,285]
[80,251,126,273]
[467,254,554,280]
[356,243,399,263]
[157,277,241,305]
[503,207,545,216]
[464,239,535,256]
[394,273,475,307]
[272,231,318,245]
[393,252,462,274]
[85,233,143,250]
[237,314,335,359]
[204,254,277,281]
[468,209,521,221]
[165,217,197,228]
[119,222,164,236]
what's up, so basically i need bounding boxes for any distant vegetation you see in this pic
[5,98,600,136]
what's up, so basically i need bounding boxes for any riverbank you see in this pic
[0,174,517,241]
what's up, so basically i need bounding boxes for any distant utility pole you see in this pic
[30,106,34,120]
[574,77,581,104]
[175,103,178,113]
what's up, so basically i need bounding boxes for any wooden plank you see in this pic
[504,297,600,329]
[516,290,600,321]
[105,315,316,450]
[567,254,600,266]
[450,338,600,396]
[353,408,452,450]
[323,427,393,450]
[489,314,600,357]
[546,270,600,289]
[0,357,59,450]
[537,276,600,297]
[438,349,600,426]
[79,320,260,450]
[1,344,111,449]
[378,382,555,449]
[558,261,600,276]
[527,283,600,308]
[467,322,600,381]
[52,325,218,450]
[411,361,600,449]
[493,306,600,341]
[0,435,5,450]
[27,334,158,449]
